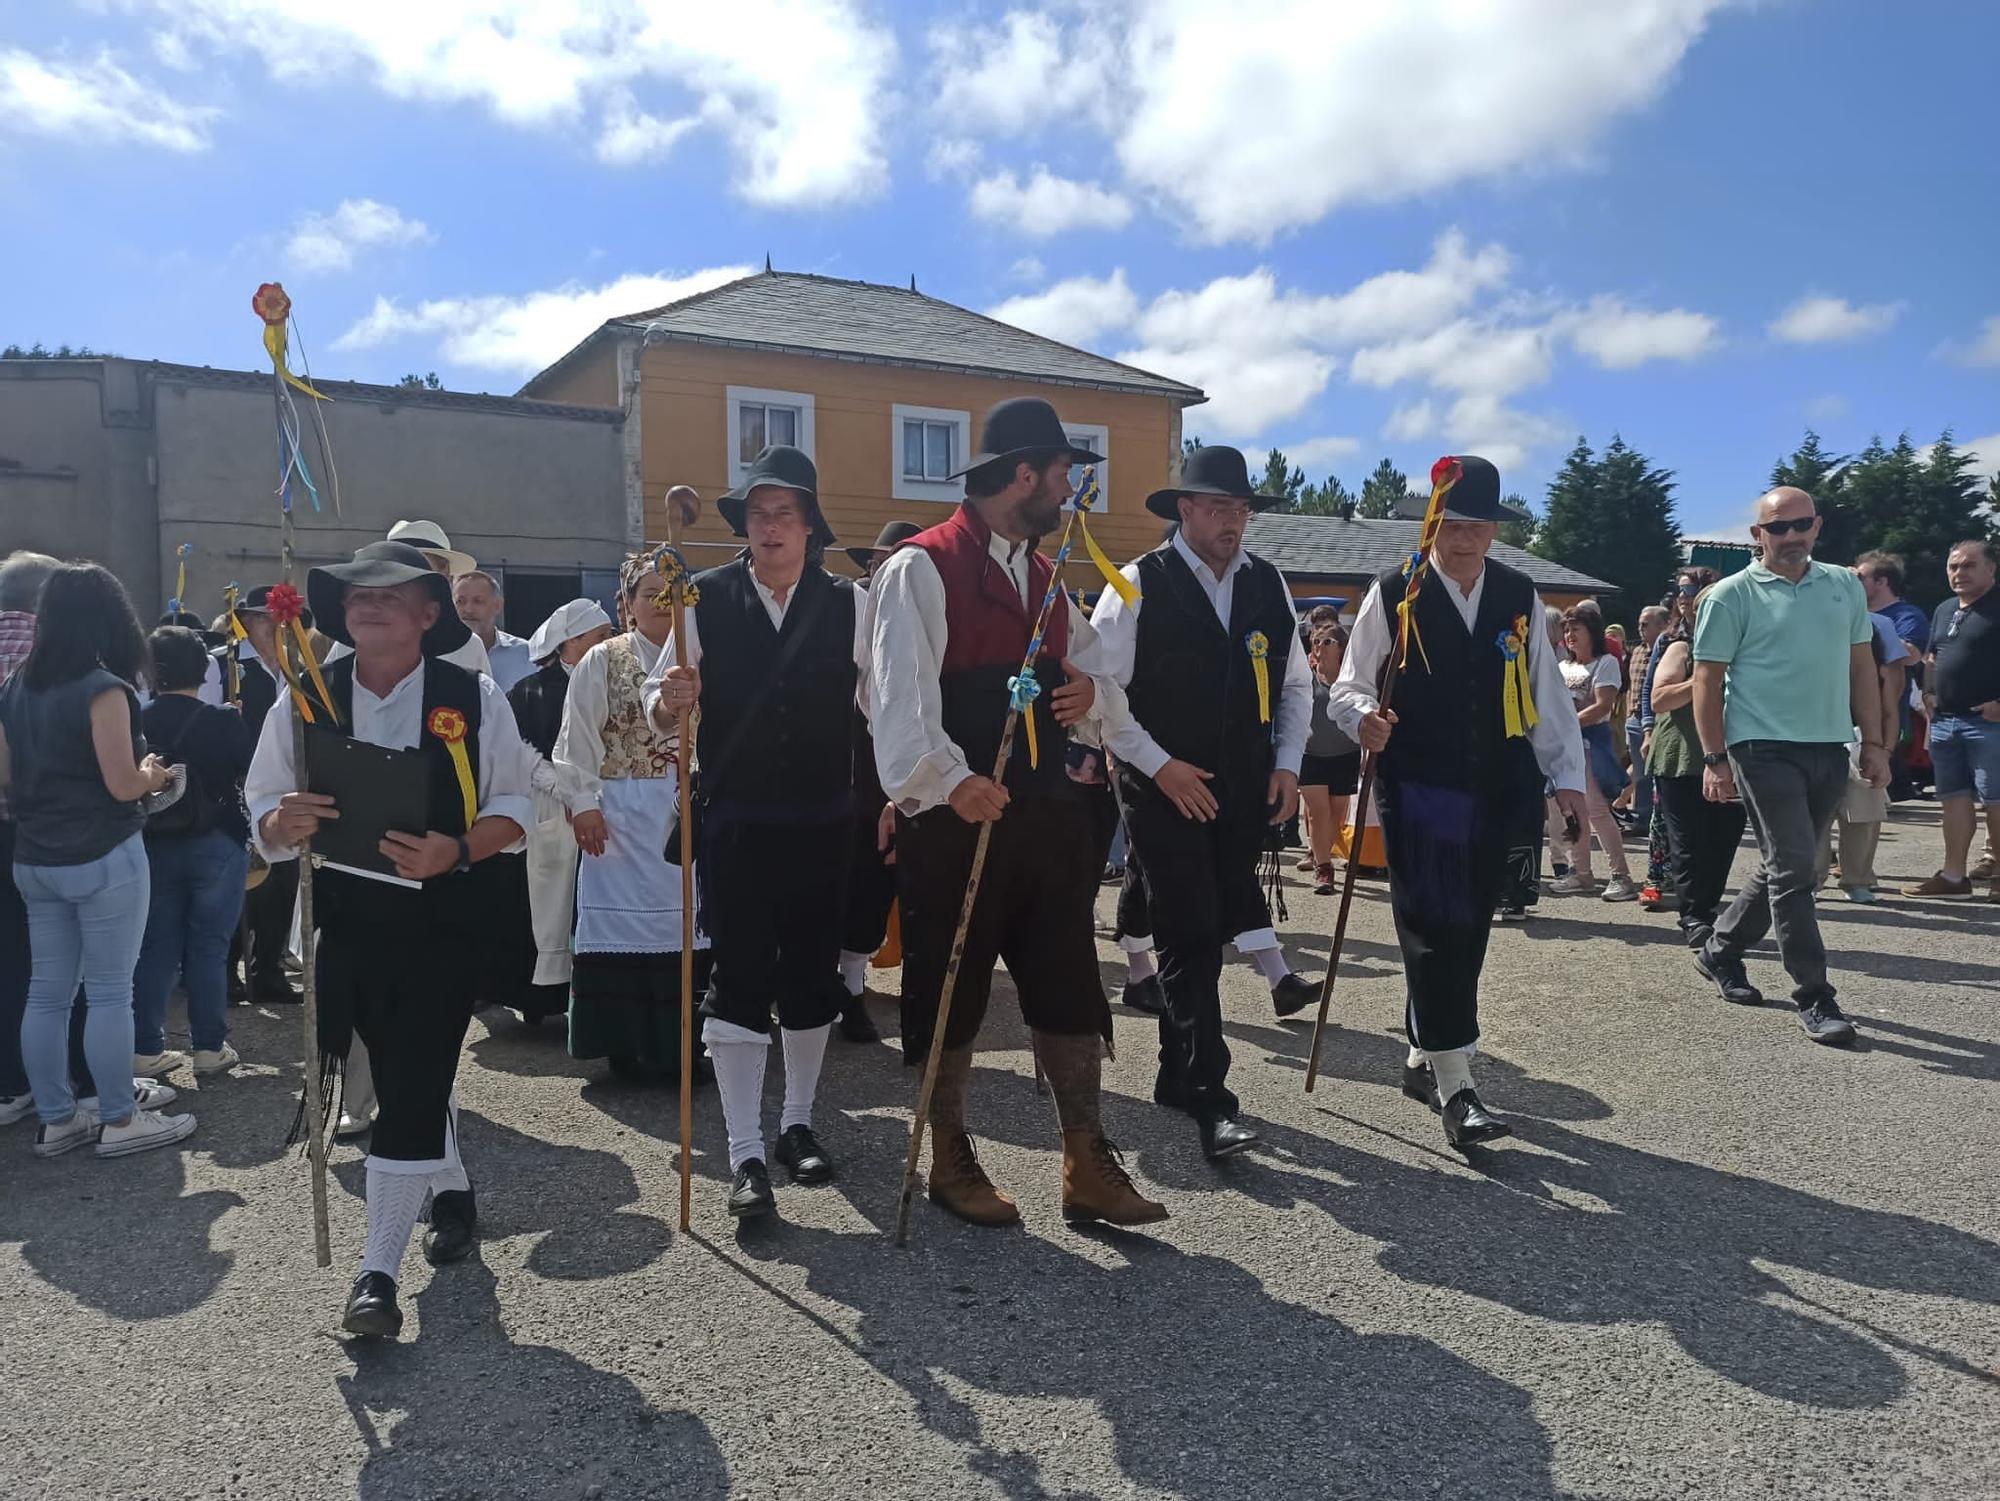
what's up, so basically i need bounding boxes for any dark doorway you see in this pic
[499,570,582,638]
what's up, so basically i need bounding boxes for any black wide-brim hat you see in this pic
[845,519,922,571]
[238,583,313,632]
[948,396,1102,481]
[1435,455,1510,522]
[717,444,836,549]
[307,541,472,657]
[1145,443,1280,520]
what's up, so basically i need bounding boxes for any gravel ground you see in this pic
[3,803,1996,1500]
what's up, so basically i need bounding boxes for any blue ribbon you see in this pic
[1007,668,1042,712]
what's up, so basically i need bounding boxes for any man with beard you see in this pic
[868,398,1167,1229]
[1088,444,1315,1160]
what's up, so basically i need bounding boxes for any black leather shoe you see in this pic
[1121,974,1166,1015]
[837,1001,880,1044]
[422,1188,478,1265]
[774,1124,835,1185]
[340,1271,402,1338]
[1441,1087,1512,1149]
[1400,1061,1440,1112]
[728,1159,777,1217]
[1198,1114,1259,1159]
[1694,945,1762,1005]
[1271,973,1317,1019]
[251,972,301,1005]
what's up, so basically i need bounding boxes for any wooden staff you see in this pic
[1302,460,1459,1094]
[662,485,703,1234]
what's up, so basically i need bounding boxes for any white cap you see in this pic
[527,598,613,662]
[386,519,477,576]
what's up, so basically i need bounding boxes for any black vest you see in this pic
[310,656,492,939]
[1126,545,1297,784]
[691,556,856,818]
[238,657,279,738]
[506,660,569,760]
[1374,559,1541,794]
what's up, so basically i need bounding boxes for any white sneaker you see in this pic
[0,1093,35,1127]
[95,1108,197,1158]
[1602,875,1641,903]
[33,1114,96,1158]
[132,1051,187,1078]
[333,1110,375,1140]
[1548,872,1596,895]
[76,1080,179,1127]
[191,1043,240,1075]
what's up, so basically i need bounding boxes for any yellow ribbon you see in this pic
[429,708,478,827]
[1081,513,1138,607]
[263,320,330,402]
[1246,631,1271,724]
[1393,463,1460,675]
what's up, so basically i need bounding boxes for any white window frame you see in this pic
[1063,422,1111,508]
[726,385,816,485]
[890,403,972,503]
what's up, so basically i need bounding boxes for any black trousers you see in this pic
[1653,773,1748,933]
[896,792,1108,1057]
[244,856,298,979]
[699,812,850,1036]
[840,798,898,959]
[1376,776,1522,1054]
[1120,772,1271,1120]
[318,926,474,1163]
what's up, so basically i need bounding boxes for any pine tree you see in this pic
[1829,431,1997,608]
[1533,436,1681,626]
[1497,493,1537,550]
[1256,448,1305,511]
[1357,458,1407,519]
[1297,474,1353,517]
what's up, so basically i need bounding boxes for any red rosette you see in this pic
[1429,455,1461,489]
[252,282,292,326]
[427,707,468,744]
[264,582,305,625]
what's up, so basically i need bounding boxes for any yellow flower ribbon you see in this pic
[1393,461,1461,675]
[1245,631,1272,724]
[263,320,330,402]
[428,708,478,827]
[1496,614,1539,739]
[1080,513,1138,607]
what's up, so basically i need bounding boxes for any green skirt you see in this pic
[567,950,711,1070]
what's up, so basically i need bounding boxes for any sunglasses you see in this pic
[1755,515,1817,537]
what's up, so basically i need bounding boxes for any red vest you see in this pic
[901,503,1070,673]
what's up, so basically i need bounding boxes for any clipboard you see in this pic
[302,725,431,889]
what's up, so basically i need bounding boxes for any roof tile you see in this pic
[1244,511,1613,594]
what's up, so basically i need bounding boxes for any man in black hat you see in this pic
[868,396,1168,1230]
[1327,456,1585,1149]
[1088,444,1315,1160]
[244,540,532,1336]
[644,446,870,1219]
[835,520,922,1041]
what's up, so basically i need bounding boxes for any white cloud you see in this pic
[969,167,1134,237]
[1802,394,1849,424]
[927,12,1113,136]
[1109,0,1728,243]
[334,265,754,373]
[1349,321,1557,398]
[1564,296,1718,368]
[1945,314,2000,368]
[988,270,1140,347]
[925,137,982,179]
[1008,256,1046,284]
[595,89,699,166]
[1284,435,1362,470]
[1959,433,2000,483]
[133,1,896,206]
[1437,394,1565,476]
[285,198,433,273]
[1768,294,1905,344]
[1383,401,1439,442]
[1122,339,1333,436]
[0,47,215,151]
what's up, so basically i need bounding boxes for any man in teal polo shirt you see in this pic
[1690,486,1885,1045]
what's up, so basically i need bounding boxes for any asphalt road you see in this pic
[3,803,1996,1500]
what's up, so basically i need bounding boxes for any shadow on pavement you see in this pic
[341,1261,729,1500]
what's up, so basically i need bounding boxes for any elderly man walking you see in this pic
[1904,539,2000,902]
[1690,487,1885,1044]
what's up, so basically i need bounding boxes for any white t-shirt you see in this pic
[1559,653,1621,711]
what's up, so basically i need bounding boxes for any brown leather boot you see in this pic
[927,1130,1021,1227]
[1061,1130,1169,1227]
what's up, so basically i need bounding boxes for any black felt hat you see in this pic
[949,397,1102,480]
[307,541,471,657]
[717,445,836,549]
[1145,444,1279,521]
[845,519,923,571]
[1435,455,1510,522]
[238,583,314,632]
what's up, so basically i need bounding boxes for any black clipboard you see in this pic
[302,725,431,888]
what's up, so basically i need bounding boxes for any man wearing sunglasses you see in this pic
[1688,487,1884,1045]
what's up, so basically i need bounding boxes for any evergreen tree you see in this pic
[1497,493,1537,550]
[397,371,444,390]
[1533,436,1681,626]
[1357,458,1407,519]
[1826,431,1997,608]
[1256,448,1306,511]
[1296,474,1353,518]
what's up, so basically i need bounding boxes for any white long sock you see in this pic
[360,1161,432,1280]
[430,1092,468,1195]
[1426,1048,1475,1103]
[1406,1043,1426,1069]
[703,1019,769,1171]
[1248,946,1292,987]
[1125,947,1157,982]
[780,1023,831,1132]
[837,951,869,998]
[344,1037,375,1120]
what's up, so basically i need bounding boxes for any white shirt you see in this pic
[554,629,666,815]
[483,630,535,693]
[865,530,1137,814]
[638,567,872,725]
[1087,532,1313,779]
[244,658,534,863]
[1328,565,1585,794]
[323,632,492,679]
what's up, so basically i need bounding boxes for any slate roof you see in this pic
[138,361,623,423]
[521,270,1205,404]
[1244,511,1613,595]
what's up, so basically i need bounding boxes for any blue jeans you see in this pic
[15,833,150,1125]
[1582,722,1629,799]
[1929,713,2000,804]
[1624,718,1653,823]
[134,830,249,1053]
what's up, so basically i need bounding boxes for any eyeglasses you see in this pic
[1755,515,1816,536]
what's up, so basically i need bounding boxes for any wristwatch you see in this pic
[1702,751,1729,768]
[453,835,472,873]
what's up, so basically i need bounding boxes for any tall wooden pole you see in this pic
[663,486,702,1234]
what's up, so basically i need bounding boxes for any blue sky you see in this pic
[3,0,1994,537]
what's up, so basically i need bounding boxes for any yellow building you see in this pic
[519,269,1206,582]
